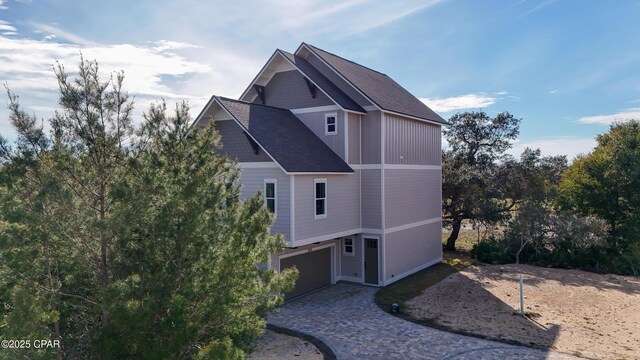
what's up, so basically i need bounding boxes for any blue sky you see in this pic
[1,0,639,159]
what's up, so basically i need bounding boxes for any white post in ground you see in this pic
[519,274,524,315]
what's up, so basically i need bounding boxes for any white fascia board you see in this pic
[290,105,340,114]
[287,172,354,175]
[295,43,382,112]
[214,97,290,175]
[276,49,350,113]
[188,95,217,131]
[239,49,281,101]
[238,162,280,169]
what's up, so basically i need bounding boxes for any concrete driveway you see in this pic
[268,283,579,360]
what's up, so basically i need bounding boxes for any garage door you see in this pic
[280,247,331,300]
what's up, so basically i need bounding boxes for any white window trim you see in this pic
[264,178,277,216]
[343,237,355,257]
[325,113,338,135]
[314,178,327,219]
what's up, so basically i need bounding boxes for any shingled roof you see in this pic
[278,50,366,113]
[215,97,354,173]
[302,43,447,125]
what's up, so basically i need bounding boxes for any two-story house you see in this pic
[193,43,446,299]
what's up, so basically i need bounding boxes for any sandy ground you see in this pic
[248,329,323,360]
[405,264,640,360]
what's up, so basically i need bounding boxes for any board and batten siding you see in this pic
[347,112,361,164]
[292,172,360,243]
[384,169,441,228]
[257,70,334,109]
[385,113,442,165]
[361,110,382,164]
[384,221,442,282]
[239,167,291,241]
[361,169,382,229]
[215,119,272,162]
[303,53,372,107]
[295,111,346,161]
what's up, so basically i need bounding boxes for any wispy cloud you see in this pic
[524,0,557,15]
[30,22,96,45]
[420,93,496,112]
[509,136,596,160]
[0,20,16,32]
[349,0,442,35]
[577,108,640,124]
[0,0,7,10]
[250,0,443,38]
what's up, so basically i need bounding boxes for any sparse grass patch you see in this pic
[375,251,475,312]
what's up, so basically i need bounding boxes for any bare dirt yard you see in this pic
[405,264,640,360]
[248,329,324,360]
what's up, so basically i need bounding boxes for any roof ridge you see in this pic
[303,42,389,77]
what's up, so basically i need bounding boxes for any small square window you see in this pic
[325,113,337,135]
[343,238,354,256]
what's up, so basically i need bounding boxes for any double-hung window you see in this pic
[264,179,277,214]
[343,238,354,256]
[325,113,337,135]
[314,179,327,218]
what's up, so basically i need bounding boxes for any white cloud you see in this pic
[549,89,559,94]
[420,93,496,112]
[508,137,596,160]
[0,20,16,32]
[238,0,443,37]
[30,22,95,45]
[577,108,640,125]
[0,36,210,97]
[0,0,7,10]
[152,40,199,52]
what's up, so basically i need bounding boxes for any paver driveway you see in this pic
[268,283,579,360]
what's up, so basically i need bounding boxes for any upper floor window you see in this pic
[325,113,337,135]
[314,178,327,218]
[264,179,277,214]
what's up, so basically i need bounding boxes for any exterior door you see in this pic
[364,238,379,285]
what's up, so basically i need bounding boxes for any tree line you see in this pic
[442,111,640,275]
[0,59,296,359]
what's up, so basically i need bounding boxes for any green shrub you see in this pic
[471,236,513,264]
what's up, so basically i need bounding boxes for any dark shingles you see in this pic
[216,97,353,173]
[279,50,365,113]
[303,43,447,124]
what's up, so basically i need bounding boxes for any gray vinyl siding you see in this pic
[215,120,272,162]
[239,167,290,240]
[384,221,442,281]
[384,169,442,228]
[361,110,382,164]
[340,235,363,280]
[304,54,372,107]
[385,113,442,165]
[361,169,382,229]
[255,70,334,109]
[347,113,361,164]
[293,173,360,242]
[295,111,346,160]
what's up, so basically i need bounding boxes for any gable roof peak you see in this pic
[297,42,447,125]
[301,42,388,77]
